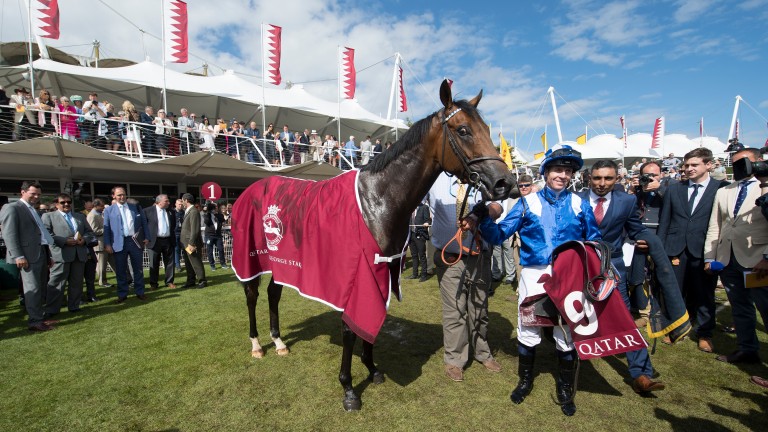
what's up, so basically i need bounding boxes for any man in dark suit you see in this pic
[139,106,156,155]
[42,193,94,315]
[583,160,664,394]
[0,181,55,331]
[180,193,206,288]
[203,203,227,271]
[103,186,149,303]
[407,198,431,282]
[658,147,727,353]
[144,194,176,290]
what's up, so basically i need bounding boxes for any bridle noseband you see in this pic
[440,107,504,189]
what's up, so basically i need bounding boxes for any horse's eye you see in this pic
[457,126,470,136]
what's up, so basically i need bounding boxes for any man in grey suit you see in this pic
[180,193,206,288]
[0,181,55,331]
[42,193,94,315]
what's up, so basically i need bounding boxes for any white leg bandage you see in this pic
[251,337,262,352]
[272,337,287,351]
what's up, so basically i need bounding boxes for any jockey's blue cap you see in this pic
[539,143,583,175]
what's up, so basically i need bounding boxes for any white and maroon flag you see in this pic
[620,115,627,148]
[398,65,407,112]
[164,0,188,63]
[651,116,664,149]
[340,47,356,99]
[32,0,60,40]
[700,117,704,138]
[735,118,740,139]
[263,24,282,86]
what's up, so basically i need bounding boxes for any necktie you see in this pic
[687,184,700,215]
[159,209,168,235]
[594,197,606,226]
[64,212,75,233]
[29,205,54,245]
[733,180,750,216]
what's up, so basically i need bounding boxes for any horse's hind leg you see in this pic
[361,340,385,384]
[244,278,264,358]
[339,321,362,411]
[267,279,289,356]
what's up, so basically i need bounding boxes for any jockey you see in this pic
[468,144,601,416]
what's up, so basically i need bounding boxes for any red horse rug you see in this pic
[231,170,402,344]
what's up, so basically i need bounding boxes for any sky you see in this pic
[1,0,766,158]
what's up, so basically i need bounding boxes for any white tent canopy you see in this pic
[0,56,408,139]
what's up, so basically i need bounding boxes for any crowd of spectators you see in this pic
[0,181,238,331]
[0,86,392,168]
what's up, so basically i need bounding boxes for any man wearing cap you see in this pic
[471,144,600,416]
[10,88,36,140]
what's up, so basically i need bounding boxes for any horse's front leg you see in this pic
[339,321,361,411]
[361,340,385,384]
[244,278,264,358]
[267,279,289,355]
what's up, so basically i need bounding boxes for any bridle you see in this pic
[438,105,504,266]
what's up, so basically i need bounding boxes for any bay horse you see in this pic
[233,79,514,411]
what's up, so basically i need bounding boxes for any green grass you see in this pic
[0,268,767,432]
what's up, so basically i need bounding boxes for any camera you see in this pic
[726,138,745,153]
[638,173,654,188]
[732,155,768,181]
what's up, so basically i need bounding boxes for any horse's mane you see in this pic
[361,99,479,174]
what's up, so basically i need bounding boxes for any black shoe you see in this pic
[406,274,418,280]
[197,280,207,288]
[87,296,98,303]
[69,309,82,313]
[716,350,760,364]
[100,283,113,288]
[115,297,127,304]
[556,357,577,416]
[149,284,159,291]
[136,294,147,301]
[510,353,535,404]
[419,276,428,282]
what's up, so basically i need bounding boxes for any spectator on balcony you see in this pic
[372,138,383,160]
[177,108,195,155]
[81,93,106,148]
[153,109,174,157]
[310,130,323,162]
[214,118,228,153]
[140,106,156,154]
[299,128,311,163]
[279,125,293,166]
[57,96,80,141]
[244,121,262,163]
[10,88,36,141]
[121,101,141,156]
[342,135,357,170]
[228,120,245,159]
[198,117,215,151]
[264,123,278,165]
[34,89,57,137]
[102,103,123,152]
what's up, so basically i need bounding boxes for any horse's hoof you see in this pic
[276,347,290,356]
[251,349,264,359]
[342,395,362,411]
[369,371,385,385]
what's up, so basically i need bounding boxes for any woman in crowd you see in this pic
[57,96,80,141]
[35,89,57,136]
[198,117,215,151]
[102,103,123,152]
[153,109,174,157]
[214,119,228,153]
[121,100,141,156]
[264,123,278,165]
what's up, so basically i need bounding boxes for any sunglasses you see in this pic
[59,200,72,205]
[518,183,532,188]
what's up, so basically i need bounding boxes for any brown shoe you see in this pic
[483,358,502,373]
[28,323,55,332]
[167,283,177,289]
[445,364,464,382]
[698,338,714,353]
[632,375,665,394]
[750,376,768,389]
[43,319,60,326]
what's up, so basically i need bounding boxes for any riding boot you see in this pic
[510,351,535,404]
[556,355,577,416]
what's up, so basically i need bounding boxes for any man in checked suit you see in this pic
[658,147,727,353]
[180,193,206,288]
[582,160,664,394]
[144,194,176,290]
[0,181,55,331]
[42,193,94,315]
[103,186,149,303]
[705,148,768,364]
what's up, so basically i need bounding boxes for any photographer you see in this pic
[81,92,106,148]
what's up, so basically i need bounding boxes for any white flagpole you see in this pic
[24,0,36,98]
[161,0,168,111]
[337,46,342,142]
[728,96,741,140]
[260,23,267,136]
[387,53,398,121]
[548,86,563,144]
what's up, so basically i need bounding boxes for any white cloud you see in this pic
[759,100,768,109]
[673,0,719,23]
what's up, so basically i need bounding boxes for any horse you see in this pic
[232,79,514,411]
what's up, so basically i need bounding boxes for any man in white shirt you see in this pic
[144,194,177,290]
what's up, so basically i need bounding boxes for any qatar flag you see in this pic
[164,0,188,63]
[263,24,282,86]
[32,0,60,40]
[340,47,356,99]
[398,66,408,112]
[651,116,664,149]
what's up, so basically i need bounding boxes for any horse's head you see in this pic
[434,80,516,201]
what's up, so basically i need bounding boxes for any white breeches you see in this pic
[517,265,575,352]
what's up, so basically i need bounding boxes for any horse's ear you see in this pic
[468,89,483,108]
[439,79,453,109]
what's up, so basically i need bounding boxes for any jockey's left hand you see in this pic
[460,215,477,232]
